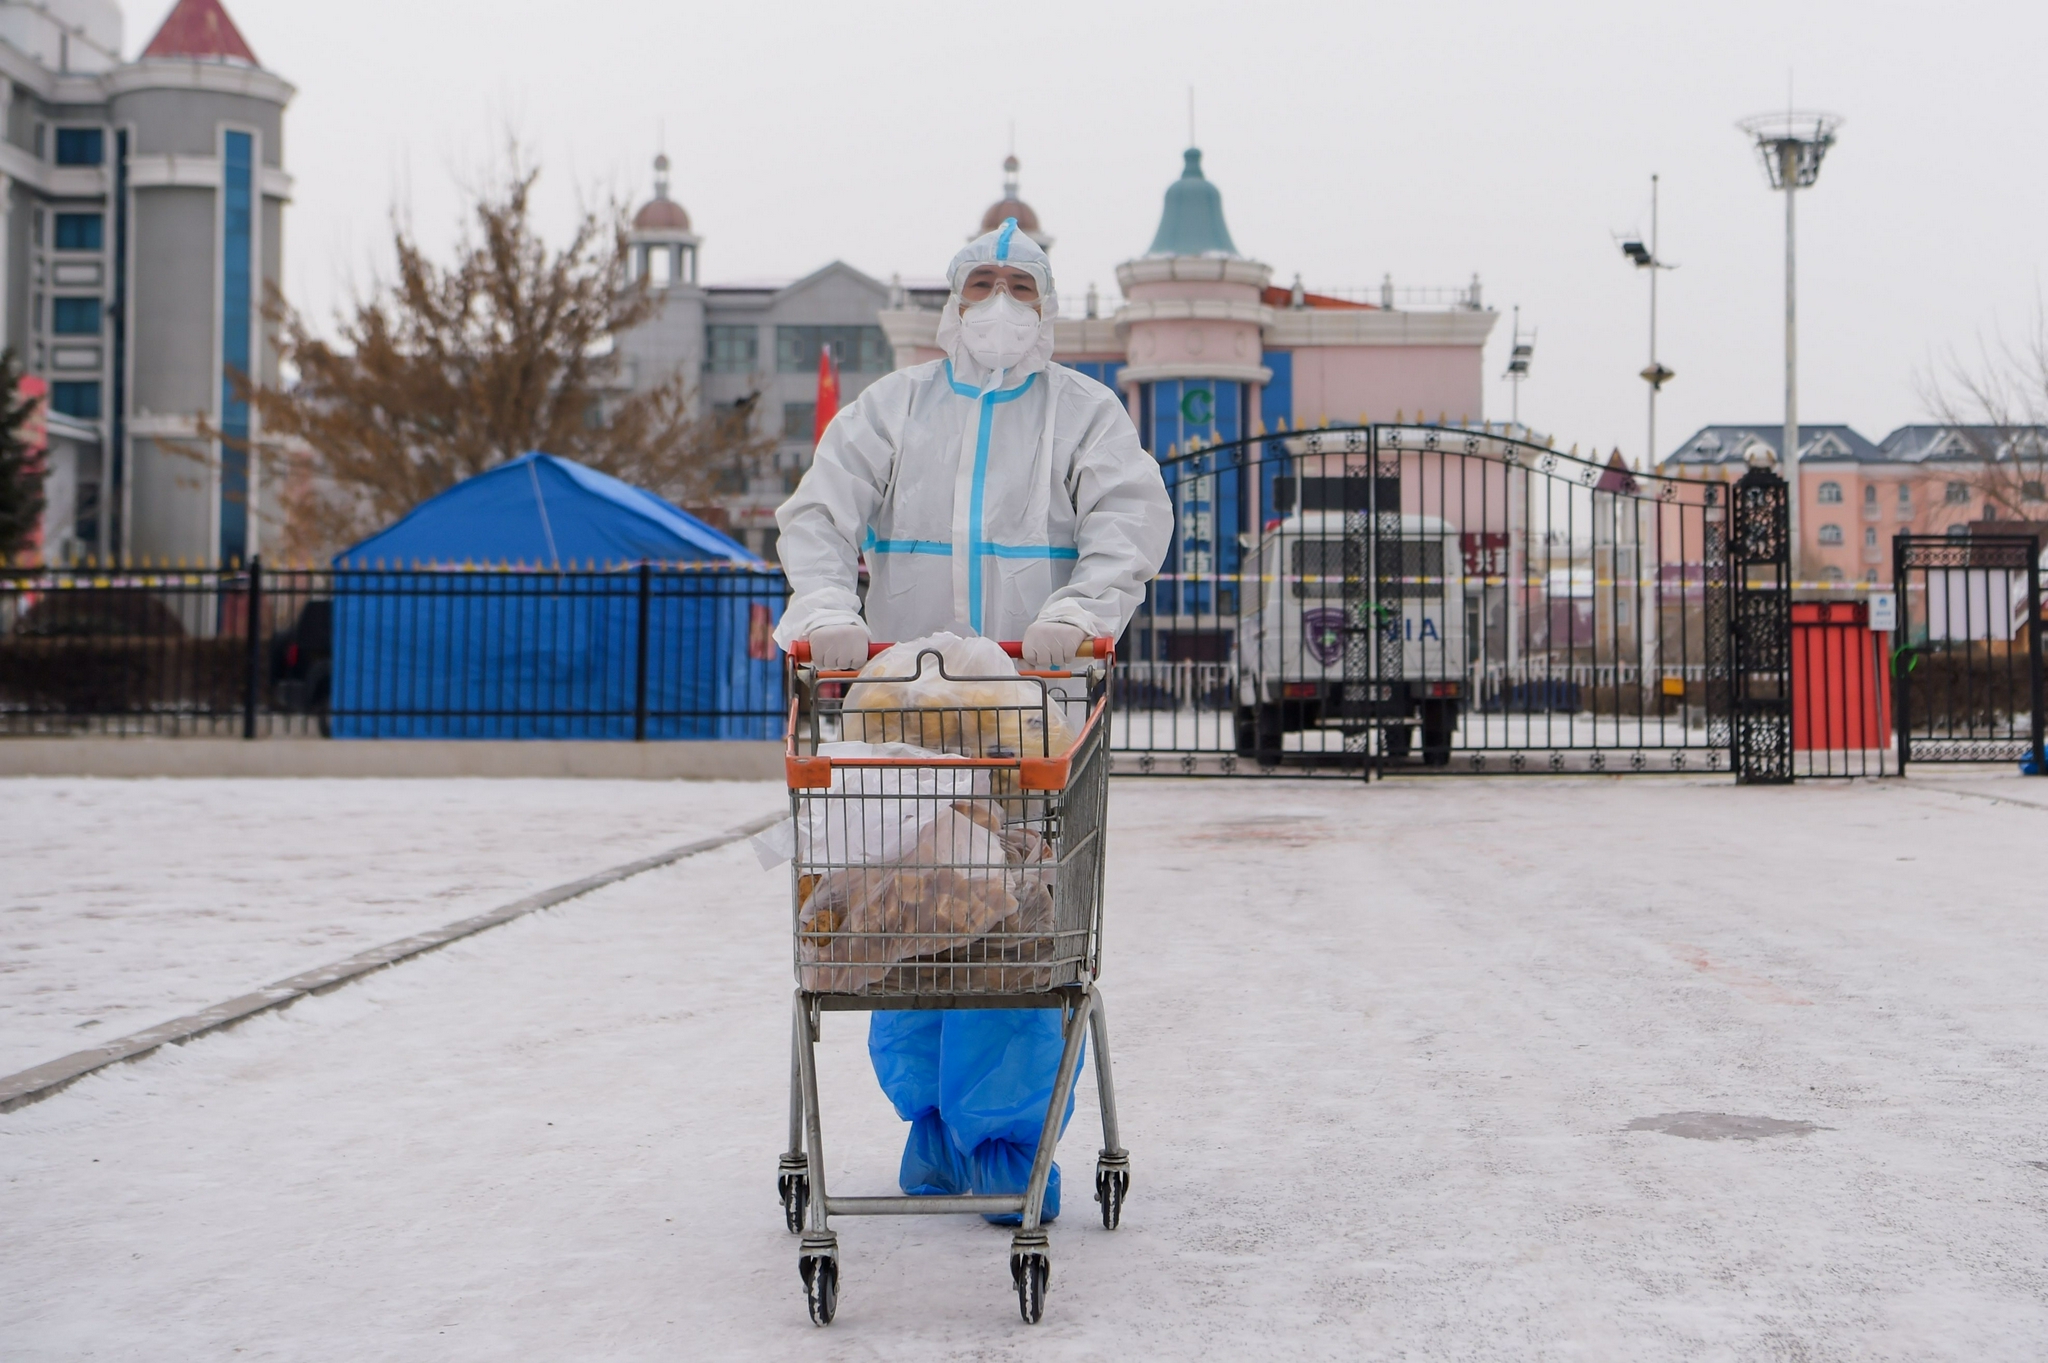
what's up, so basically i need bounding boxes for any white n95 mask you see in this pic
[956,292,1043,374]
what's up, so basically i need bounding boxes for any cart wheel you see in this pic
[1011,1252,1049,1324]
[1094,1166,1128,1230]
[800,1254,838,1326]
[778,1172,808,1234]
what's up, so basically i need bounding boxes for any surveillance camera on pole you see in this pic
[1617,174,1677,470]
[1503,305,1535,430]
[1739,109,1842,564]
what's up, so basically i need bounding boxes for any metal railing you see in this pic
[1,560,789,739]
[1892,534,2045,769]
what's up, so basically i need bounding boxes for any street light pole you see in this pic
[1782,142,1797,545]
[1740,110,1841,571]
[1620,176,1674,468]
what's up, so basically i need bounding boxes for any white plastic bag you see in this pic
[842,632,1074,759]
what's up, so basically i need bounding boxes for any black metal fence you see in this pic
[1892,534,2045,770]
[1108,422,1775,778]
[0,560,789,739]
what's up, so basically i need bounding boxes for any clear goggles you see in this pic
[957,264,1044,305]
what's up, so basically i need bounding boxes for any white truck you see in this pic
[1233,510,1469,765]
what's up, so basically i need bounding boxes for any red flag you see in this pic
[813,342,840,443]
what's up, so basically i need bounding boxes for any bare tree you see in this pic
[1921,308,2048,527]
[230,154,774,561]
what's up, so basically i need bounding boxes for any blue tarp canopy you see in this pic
[329,453,783,739]
[339,451,760,569]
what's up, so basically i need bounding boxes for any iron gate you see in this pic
[1892,533,2045,770]
[1109,422,1793,780]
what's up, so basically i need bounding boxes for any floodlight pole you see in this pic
[1741,111,1840,575]
[1780,143,1798,559]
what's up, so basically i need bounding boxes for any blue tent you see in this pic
[343,451,760,568]
[329,453,784,739]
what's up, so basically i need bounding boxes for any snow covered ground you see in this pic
[6,770,2048,1359]
[0,779,786,1075]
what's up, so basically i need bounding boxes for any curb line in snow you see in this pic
[0,810,786,1115]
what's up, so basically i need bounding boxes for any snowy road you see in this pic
[5,773,2048,1358]
[0,779,785,1075]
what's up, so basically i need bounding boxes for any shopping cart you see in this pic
[776,637,1128,1325]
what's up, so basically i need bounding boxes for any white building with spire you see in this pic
[618,153,942,559]
[10,0,294,566]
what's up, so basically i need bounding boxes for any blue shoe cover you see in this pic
[898,1112,975,1196]
[974,1138,1060,1225]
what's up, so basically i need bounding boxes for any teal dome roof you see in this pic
[1145,147,1239,258]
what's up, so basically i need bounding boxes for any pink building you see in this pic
[880,148,1499,457]
[1659,424,2047,586]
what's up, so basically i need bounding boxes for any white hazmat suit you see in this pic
[773,220,1171,1220]
[772,221,1171,653]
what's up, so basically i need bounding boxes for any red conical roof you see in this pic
[142,0,259,65]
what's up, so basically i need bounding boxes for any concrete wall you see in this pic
[0,739,786,780]
[616,284,705,401]
[126,184,213,416]
[111,88,282,163]
[1287,344,1486,427]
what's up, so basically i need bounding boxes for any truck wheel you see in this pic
[1421,701,1455,766]
[1233,705,1283,765]
[1384,725,1413,760]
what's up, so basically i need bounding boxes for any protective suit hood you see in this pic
[935,218,1058,389]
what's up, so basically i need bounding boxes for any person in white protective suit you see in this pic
[773,218,1171,1220]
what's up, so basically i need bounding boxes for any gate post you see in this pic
[1892,531,1910,776]
[1342,425,1384,780]
[1728,466,1792,783]
[2028,534,2044,775]
[1703,484,1730,768]
[634,562,652,742]
[243,554,263,740]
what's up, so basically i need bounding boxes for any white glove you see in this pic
[1022,620,1086,670]
[808,623,870,671]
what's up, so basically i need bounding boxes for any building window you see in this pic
[2023,480,2046,503]
[54,127,104,165]
[51,381,101,418]
[220,130,254,563]
[775,325,892,374]
[1864,527,1877,547]
[1822,566,1845,582]
[1817,524,1844,546]
[53,214,103,251]
[51,297,101,334]
[783,401,816,442]
[705,324,758,373]
[1945,481,1970,504]
[1817,481,1842,504]
[1863,484,1876,504]
[1898,483,1912,514]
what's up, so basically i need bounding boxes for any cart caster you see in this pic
[1094,1153,1129,1231]
[1009,1230,1050,1324]
[777,1157,809,1234]
[798,1230,839,1326]
[800,1255,838,1325]
[1011,1252,1049,1323]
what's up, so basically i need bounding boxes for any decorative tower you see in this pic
[977,154,1052,249]
[1115,147,1271,453]
[630,153,700,286]
[616,153,707,414]
[112,0,294,564]
[1113,147,1272,622]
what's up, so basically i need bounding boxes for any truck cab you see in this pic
[1233,511,1467,766]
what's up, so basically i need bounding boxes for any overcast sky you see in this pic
[146,0,2048,463]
